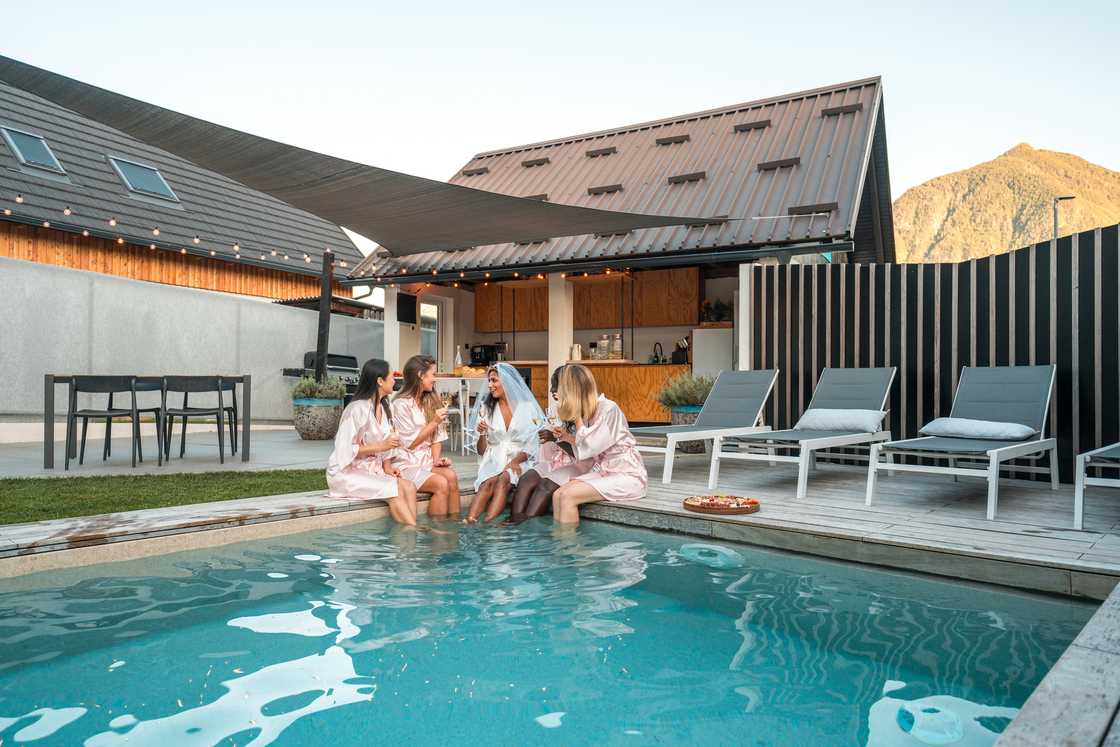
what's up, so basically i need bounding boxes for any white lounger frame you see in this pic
[636,371,779,485]
[1074,445,1120,531]
[707,369,896,500]
[865,368,1059,523]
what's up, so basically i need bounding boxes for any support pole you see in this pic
[314,251,333,382]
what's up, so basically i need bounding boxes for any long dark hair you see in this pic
[395,355,440,440]
[479,365,504,418]
[354,358,392,423]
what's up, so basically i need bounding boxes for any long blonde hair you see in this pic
[556,364,599,423]
[395,354,440,441]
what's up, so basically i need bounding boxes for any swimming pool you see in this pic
[0,519,1093,746]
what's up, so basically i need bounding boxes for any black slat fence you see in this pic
[743,224,1120,482]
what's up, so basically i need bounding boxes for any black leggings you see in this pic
[508,469,559,524]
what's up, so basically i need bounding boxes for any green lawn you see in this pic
[0,469,327,525]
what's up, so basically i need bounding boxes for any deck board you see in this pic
[584,450,1120,597]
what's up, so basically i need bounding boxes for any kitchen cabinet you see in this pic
[474,283,547,332]
[474,267,699,333]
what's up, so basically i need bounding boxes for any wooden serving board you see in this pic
[683,497,760,515]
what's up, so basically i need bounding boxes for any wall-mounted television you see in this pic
[396,292,418,325]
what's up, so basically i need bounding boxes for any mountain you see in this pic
[892,144,1120,263]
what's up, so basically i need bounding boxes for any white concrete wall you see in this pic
[0,257,383,420]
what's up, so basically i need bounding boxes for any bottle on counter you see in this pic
[599,334,610,360]
[454,345,463,368]
[611,332,623,360]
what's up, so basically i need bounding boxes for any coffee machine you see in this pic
[469,342,508,366]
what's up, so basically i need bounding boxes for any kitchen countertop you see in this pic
[490,360,688,367]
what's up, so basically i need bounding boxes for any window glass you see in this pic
[1,128,65,173]
[110,157,178,201]
[420,303,439,360]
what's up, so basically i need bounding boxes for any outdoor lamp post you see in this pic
[1053,195,1075,243]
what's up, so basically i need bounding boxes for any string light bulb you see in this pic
[270,249,277,256]
[63,206,72,216]
[210,250,216,256]
[304,254,311,263]
[431,269,437,276]
[260,253,266,260]
[513,272,519,278]
[42,221,50,228]
[149,243,156,250]
[193,236,201,244]
[283,254,289,260]
[108,217,117,227]
[15,194,23,204]
[605,268,612,275]
[116,237,124,245]
[180,248,186,255]
[2,208,10,216]
[459,271,465,278]
[81,229,89,237]
[485,272,491,278]
[152,227,160,236]
[233,242,240,252]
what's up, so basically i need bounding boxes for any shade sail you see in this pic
[0,56,703,256]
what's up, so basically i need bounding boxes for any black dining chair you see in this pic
[102,377,164,464]
[221,379,238,456]
[163,376,227,464]
[66,376,156,469]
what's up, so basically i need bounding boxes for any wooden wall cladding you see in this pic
[0,222,349,300]
[589,363,689,423]
[476,267,700,333]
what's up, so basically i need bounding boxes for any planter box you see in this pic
[670,405,705,453]
[292,399,344,440]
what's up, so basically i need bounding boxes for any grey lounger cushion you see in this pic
[1086,443,1120,465]
[795,408,885,433]
[632,369,778,438]
[950,365,1054,433]
[881,436,1031,454]
[731,428,869,444]
[919,417,1037,441]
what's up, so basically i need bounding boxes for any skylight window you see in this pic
[1,127,65,174]
[109,157,179,201]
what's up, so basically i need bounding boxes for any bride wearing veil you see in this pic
[463,363,546,523]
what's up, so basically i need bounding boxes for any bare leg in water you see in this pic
[464,476,499,523]
[483,472,513,522]
[386,477,418,527]
[506,470,541,524]
[508,472,560,525]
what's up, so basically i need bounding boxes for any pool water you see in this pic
[0,519,1094,746]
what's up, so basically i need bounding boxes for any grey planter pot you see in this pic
[292,398,344,440]
[670,405,705,453]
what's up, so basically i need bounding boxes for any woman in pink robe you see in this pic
[551,364,648,525]
[507,365,596,524]
[326,359,419,527]
[391,354,461,517]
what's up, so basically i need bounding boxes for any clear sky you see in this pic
[5,0,1117,206]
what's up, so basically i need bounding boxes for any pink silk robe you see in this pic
[391,396,447,489]
[326,398,402,500]
[570,395,648,501]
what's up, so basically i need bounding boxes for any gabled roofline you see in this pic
[472,76,883,160]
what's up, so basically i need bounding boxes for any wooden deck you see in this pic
[589,450,1120,599]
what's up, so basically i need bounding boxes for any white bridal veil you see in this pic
[466,363,546,445]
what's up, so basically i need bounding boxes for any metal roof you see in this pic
[0,55,703,260]
[0,81,362,277]
[350,77,895,282]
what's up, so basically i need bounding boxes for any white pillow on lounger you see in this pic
[919,417,1038,441]
[794,408,885,433]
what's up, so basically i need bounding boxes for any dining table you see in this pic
[42,374,252,469]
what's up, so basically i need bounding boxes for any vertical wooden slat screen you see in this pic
[746,224,1120,483]
[0,222,350,300]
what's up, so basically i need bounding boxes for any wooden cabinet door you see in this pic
[513,286,547,331]
[474,283,500,332]
[668,267,700,326]
[574,278,632,329]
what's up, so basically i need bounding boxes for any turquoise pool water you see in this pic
[0,519,1094,746]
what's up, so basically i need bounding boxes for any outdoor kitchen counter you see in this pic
[502,361,688,422]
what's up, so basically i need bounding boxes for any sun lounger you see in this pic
[865,365,1057,522]
[632,369,778,484]
[708,367,896,499]
[1074,442,1120,531]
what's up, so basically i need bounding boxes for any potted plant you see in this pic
[291,376,347,440]
[656,373,713,453]
[700,298,733,327]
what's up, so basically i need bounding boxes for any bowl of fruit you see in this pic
[682,495,760,515]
